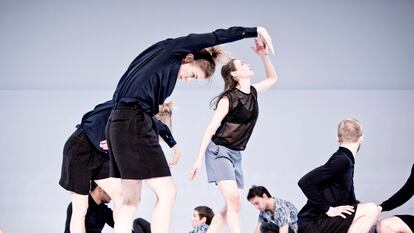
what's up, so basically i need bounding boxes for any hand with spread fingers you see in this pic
[326,205,355,219]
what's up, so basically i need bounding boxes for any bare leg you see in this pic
[218,180,242,233]
[114,179,142,233]
[207,188,244,233]
[348,202,379,233]
[207,207,228,233]
[95,178,122,223]
[146,176,176,233]
[70,192,89,233]
[377,216,413,233]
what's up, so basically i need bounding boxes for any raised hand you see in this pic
[257,26,275,55]
[251,39,268,56]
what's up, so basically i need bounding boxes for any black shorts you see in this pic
[106,104,170,179]
[298,205,357,233]
[396,215,414,231]
[59,128,110,195]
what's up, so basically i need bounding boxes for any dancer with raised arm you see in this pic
[190,38,278,233]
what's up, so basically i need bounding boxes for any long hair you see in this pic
[193,45,229,79]
[210,59,238,109]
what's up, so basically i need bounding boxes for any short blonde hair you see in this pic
[337,118,363,143]
[155,102,174,129]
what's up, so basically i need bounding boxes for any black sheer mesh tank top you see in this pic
[211,86,258,151]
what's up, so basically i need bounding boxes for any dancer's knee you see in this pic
[377,217,403,233]
[358,202,380,220]
[225,193,241,212]
[157,185,176,205]
[122,193,141,206]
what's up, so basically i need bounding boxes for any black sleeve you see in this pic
[380,163,414,211]
[170,26,257,55]
[298,155,352,214]
[104,206,115,228]
[349,185,360,204]
[64,203,72,233]
[154,118,177,148]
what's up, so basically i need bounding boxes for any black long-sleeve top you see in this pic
[79,101,177,153]
[64,194,114,233]
[297,147,358,220]
[380,163,414,211]
[112,26,258,116]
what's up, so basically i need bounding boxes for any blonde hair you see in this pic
[155,102,174,129]
[337,118,363,143]
[194,45,230,79]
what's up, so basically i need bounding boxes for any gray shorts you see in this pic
[205,141,244,189]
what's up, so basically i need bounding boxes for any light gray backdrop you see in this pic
[0,0,413,232]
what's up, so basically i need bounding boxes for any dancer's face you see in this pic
[249,196,268,212]
[98,187,111,203]
[178,62,206,82]
[232,59,254,79]
[191,210,205,228]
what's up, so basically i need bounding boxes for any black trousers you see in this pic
[261,222,296,233]
[261,222,279,233]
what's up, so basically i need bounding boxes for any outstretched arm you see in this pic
[251,39,278,93]
[189,97,229,180]
[171,26,273,55]
[380,163,414,211]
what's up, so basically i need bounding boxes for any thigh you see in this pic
[299,214,355,233]
[70,192,89,213]
[395,215,414,233]
[91,153,110,181]
[145,176,176,199]
[353,202,377,223]
[230,151,243,189]
[217,180,240,204]
[60,129,97,195]
[260,222,280,233]
[95,177,122,201]
[108,108,170,180]
[206,142,238,185]
[121,179,143,204]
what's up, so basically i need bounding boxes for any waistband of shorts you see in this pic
[113,102,142,111]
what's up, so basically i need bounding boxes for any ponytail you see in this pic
[210,59,238,109]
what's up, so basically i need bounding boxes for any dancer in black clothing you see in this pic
[64,181,151,233]
[59,101,179,233]
[105,26,274,233]
[377,163,414,233]
[297,118,379,233]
